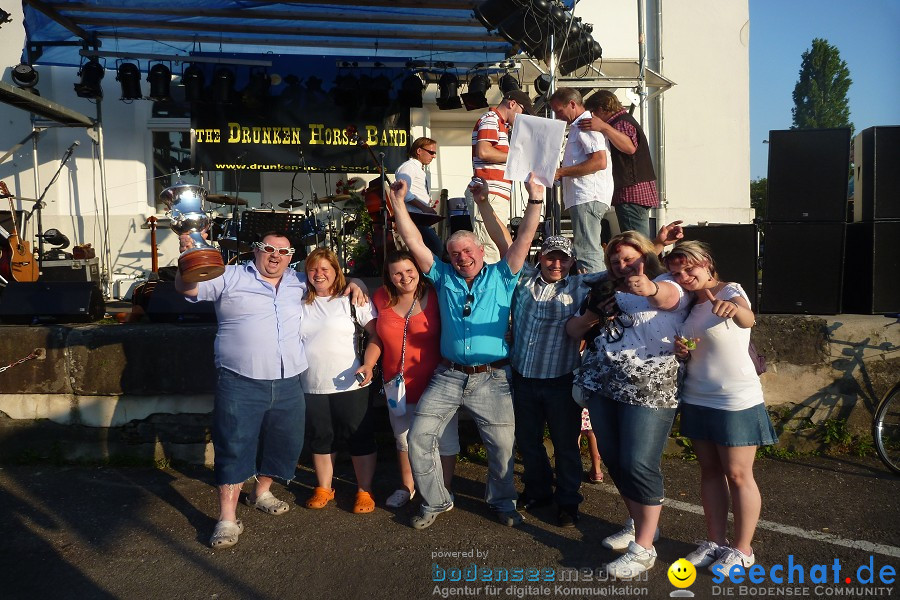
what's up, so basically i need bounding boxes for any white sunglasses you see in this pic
[252,241,295,256]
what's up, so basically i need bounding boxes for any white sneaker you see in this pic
[385,489,414,508]
[710,547,755,573]
[686,540,728,567]
[601,518,661,550]
[605,541,657,579]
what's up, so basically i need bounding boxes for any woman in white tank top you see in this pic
[664,241,777,575]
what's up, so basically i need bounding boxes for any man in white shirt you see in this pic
[549,87,613,273]
[394,137,443,257]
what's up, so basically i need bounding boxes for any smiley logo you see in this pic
[667,558,696,588]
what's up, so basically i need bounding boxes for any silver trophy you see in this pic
[159,179,225,283]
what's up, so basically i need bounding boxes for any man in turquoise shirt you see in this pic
[389,174,544,530]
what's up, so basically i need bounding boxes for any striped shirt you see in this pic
[510,263,596,379]
[471,108,512,201]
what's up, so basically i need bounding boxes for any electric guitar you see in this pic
[0,181,39,282]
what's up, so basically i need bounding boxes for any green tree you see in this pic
[750,177,767,217]
[791,38,853,133]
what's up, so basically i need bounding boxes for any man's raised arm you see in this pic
[389,180,435,273]
[503,175,545,275]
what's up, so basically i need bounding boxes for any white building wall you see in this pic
[1,0,752,289]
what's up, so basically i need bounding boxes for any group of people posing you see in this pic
[174,87,776,581]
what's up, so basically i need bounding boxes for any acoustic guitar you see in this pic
[0,181,39,282]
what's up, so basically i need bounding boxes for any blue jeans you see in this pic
[512,371,583,507]
[614,203,651,239]
[586,393,676,506]
[212,367,305,485]
[569,201,608,273]
[409,365,517,513]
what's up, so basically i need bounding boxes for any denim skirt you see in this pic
[679,402,778,447]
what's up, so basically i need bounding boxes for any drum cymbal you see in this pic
[278,199,305,209]
[207,194,248,206]
[316,194,352,204]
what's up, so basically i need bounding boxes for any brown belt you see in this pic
[442,358,510,374]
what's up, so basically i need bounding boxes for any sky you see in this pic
[749,0,900,180]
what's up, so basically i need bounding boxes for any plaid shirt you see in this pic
[608,109,659,208]
[510,264,594,379]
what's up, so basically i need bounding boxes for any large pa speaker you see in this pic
[853,126,900,222]
[145,281,216,323]
[759,222,845,314]
[682,224,759,308]
[766,128,851,222]
[0,281,105,324]
[842,221,900,314]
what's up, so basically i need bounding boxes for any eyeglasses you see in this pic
[420,148,436,156]
[462,293,474,317]
[252,242,295,256]
[602,311,635,343]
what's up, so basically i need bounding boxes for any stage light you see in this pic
[497,0,550,46]
[116,61,142,101]
[437,72,462,110]
[182,64,204,102]
[499,72,520,94]
[473,0,524,31]
[366,73,392,109]
[461,74,490,111]
[212,67,235,104]
[74,58,105,99]
[558,29,603,75]
[11,63,38,89]
[398,73,424,108]
[147,62,172,102]
[534,73,552,96]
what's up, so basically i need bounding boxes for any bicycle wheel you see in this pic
[873,382,900,475]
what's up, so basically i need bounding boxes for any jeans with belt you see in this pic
[409,364,517,513]
[512,371,583,507]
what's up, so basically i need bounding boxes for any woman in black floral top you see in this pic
[566,231,691,578]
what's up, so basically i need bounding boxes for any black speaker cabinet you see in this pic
[145,281,216,323]
[766,128,851,222]
[853,126,900,222]
[682,224,759,308]
[842,221,900,314]
[0,281,105,324]
[760,222,845,314]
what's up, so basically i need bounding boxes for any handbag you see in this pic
[349,302,368,362]
[384,299,417,417]
[749,340,767,375]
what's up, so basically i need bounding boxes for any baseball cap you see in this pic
[540,236,573,257]
[504,90,534,115]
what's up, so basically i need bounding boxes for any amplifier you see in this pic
[40,258,101,283]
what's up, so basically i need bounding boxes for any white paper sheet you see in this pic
[504,114,566,187]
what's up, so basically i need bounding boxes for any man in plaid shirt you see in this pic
[582,91,659,239]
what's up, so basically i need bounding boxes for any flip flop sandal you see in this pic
[587,471,604,484]
[209,519,243,549]
[245,491,290,515]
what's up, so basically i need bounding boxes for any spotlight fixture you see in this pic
[436,72,462,110]
[116,61,142,101]
[398,72,424,108]
[497,0,551,49]
[11,63,38,89]
[366,73,392,109]
[461,74,490,111]
[499,72,520,94]
[558,28,603,76]
[182,64,205,102]
[74,58,105,99]
[473,0,524,31]
[212,67,235,104]
[147,62,172,102]
[534,73,552,96]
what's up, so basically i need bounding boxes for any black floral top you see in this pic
[574,274,691,409]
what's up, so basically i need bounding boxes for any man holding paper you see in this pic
[549,87,613,273]
[468,90,534,263]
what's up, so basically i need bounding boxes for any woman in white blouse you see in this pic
[300,248,379,514]
[665,240,777,574]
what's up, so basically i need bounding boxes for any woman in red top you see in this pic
[357,250,459,508]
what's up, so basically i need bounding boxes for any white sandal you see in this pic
[245,490,290,515]
[385,489,414,508]
[209,519,243,549]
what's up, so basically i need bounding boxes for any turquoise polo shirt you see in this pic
[425,257,521,366]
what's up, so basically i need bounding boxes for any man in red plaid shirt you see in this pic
[581,91,659,239]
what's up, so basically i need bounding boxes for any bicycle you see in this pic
[872,313,900,474]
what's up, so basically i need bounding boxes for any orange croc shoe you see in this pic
[305,487,335,509]
[353,490,375,514]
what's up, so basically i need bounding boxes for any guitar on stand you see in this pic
[0,181,39,283]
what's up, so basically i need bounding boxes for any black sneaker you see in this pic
[517,494,553,511]
[557,505,579,528]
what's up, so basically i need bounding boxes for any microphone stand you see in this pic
[29,144,76,271]
[378,151,388,263]
[231,153,246,258]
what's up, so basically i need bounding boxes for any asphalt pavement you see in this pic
[1,454,897,600]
